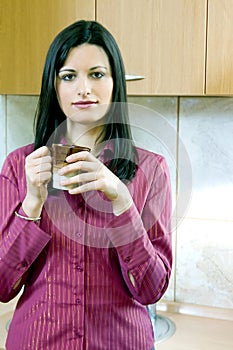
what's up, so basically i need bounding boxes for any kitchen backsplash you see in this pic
[0,95,233,310]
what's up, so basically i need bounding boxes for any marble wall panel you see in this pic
[177,97,233,309]
[176,218,233,309]
[179,97,233,221]
[6,95,38,155]
[128,97,177,212]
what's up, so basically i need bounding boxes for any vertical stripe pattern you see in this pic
[0,143,172,349]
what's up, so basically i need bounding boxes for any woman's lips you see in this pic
[73,101,97,109]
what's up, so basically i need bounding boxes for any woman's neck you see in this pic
[65,121,104,150]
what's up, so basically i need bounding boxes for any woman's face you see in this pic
[56,44,114,127]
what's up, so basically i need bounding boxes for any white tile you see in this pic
[6,95,38,155]
[176,218,233,309]
[128,97,178,213]
[179,97,233,221]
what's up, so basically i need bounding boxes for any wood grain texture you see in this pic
[206,0,233,95]
[97,0,207,95]
[0,0,95,94]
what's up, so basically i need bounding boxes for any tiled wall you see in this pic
[177,97,233,308]
[0,95,233,311]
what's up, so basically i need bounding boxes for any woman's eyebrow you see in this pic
[59,66,108,73]
[58,68,76,73]
[90,66,108,71]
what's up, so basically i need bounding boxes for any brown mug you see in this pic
[51,144,91,190]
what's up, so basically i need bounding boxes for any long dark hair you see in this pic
[34,20,137,181]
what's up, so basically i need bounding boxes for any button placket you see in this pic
[76,332,83,339]
[125,256,131,263]
[75,264,83,272]
[76,232,82,239]
[71,240,85,341]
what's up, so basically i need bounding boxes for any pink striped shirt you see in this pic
[0,143,172,350]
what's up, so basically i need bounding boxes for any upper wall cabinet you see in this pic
[97,0,207,95]
[206,0,233,95]
[0,0,95,95]
[1,0,233,96]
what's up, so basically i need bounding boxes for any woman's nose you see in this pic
[77,77,91,96]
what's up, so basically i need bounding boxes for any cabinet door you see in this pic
[206,0,233,95]
[0,0,95,95]
[97,0,207,95]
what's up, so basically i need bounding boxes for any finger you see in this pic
[60,171,97,186]
[29,171,52,186]
[66,150,93,163]
[59,159,101,176]
[33,161,52,174]
[38,172,52,185]
[26,158,52,176]
[28,155,52,167]
[27,146,51,161]
[68,179,101,195]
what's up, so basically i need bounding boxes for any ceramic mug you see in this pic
[51,143,91,190]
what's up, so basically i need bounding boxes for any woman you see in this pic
[0,20,172,350]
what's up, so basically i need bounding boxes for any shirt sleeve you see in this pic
[105,156,172,305]
[0,150,51,303]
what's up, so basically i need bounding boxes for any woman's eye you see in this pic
[59,73,76,81]
[91,72,104,79]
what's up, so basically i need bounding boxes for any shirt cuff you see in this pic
[104,203,146,247]
[113,197,133,216]
[3,207,51,272]
[16,207,41,225]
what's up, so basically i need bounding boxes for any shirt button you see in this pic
[17,263,27,270]
[76,298,81,305]
[75,265,83,272]
[125,256,131,263]
[76,232,82,238]
[76,332,83,338]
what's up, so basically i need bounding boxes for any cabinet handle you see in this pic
[125,74,145,81]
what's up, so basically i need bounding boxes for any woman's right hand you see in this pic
[22,146,52,218]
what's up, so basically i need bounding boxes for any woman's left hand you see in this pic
[58,151,133,215]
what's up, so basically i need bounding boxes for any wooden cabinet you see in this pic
[206,0,233,95]
[0,0,95,94]
[1,0,233,95]
[97,0,207,95]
